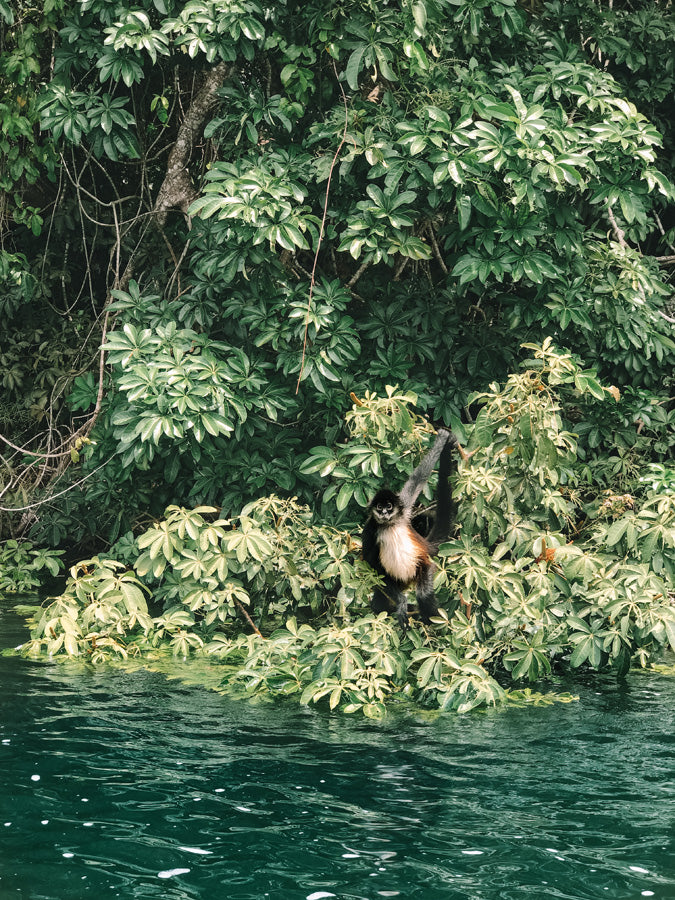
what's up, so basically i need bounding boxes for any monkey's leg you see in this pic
[416,566,439,624]
[371,581,409,629]
[370,585,394,615]
[393,586,410,630]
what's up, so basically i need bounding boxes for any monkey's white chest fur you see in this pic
[377,522,422,584]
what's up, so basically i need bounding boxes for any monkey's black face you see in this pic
[369,490,402,526]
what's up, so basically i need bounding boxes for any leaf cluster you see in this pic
[0,540,64,593]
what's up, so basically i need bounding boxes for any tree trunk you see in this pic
[153,61,230,224]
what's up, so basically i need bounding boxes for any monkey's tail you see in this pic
[426,432,457,549]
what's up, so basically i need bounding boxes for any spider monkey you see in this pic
[362,428,458,629]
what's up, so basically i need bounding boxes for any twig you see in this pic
[90,307,111,432]
[0,433,72,461]
[0,458,113,513]
[295,59,349,394]
[393,256,410,281]
[654,212,675,254]
[235,599,264,638]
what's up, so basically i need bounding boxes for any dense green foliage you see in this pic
[2,0,674,541]
[22,345,675,714]
[2,0,675,710]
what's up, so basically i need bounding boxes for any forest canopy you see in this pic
[1,0,675,713]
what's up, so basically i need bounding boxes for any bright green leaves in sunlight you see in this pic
[23,498,369,664]
[25,559,151,663]
[161,0,265,62]
[103,9,170,64]
[338,186,432,265]
[102,294,271,466]
[299,386,437,512]
[189,162,317,253]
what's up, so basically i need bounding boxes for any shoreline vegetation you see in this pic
[12,346,675,717]
[2,2,674,714]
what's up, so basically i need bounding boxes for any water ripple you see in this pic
[2,608,675,899]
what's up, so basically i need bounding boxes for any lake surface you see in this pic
[1,600,675,900]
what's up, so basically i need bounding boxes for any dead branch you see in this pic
[235,599,264,638]
[347,259,371,289]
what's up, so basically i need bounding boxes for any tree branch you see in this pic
[348,260,370,288]
[1,62,232,526]
[154,61,231,224]
[425,221,449,275]
[606,203,628,249]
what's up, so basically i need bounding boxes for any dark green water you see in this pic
[2,604,675,900]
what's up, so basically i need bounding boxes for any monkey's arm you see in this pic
[398,429,455,515]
